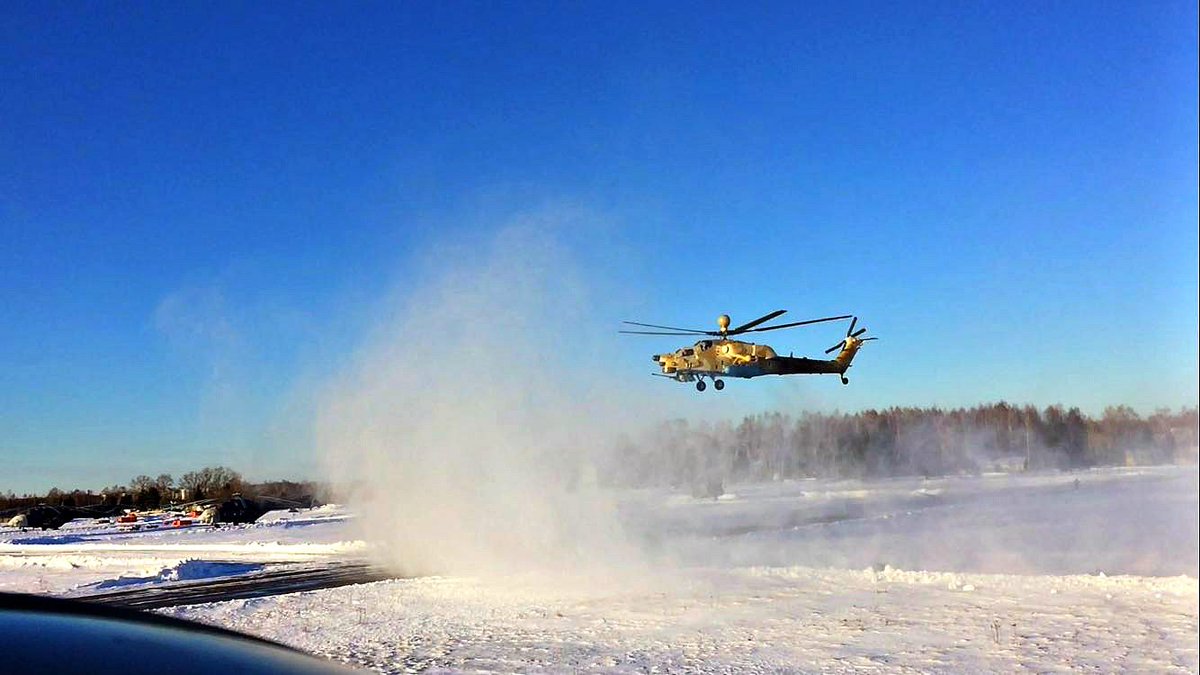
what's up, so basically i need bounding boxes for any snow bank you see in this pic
[87,560,264,590]
[255,504,348,524]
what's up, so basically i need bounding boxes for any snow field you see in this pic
[3,469,1196,672]
[162,565,1198,673]
[158,467,1197,673]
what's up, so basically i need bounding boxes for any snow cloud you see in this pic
[316,206,653,580]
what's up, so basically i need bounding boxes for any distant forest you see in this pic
[5,404,1197,512]
[0,465,329,515]
[607,403,1198,491]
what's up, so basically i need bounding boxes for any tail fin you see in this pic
[833,338,863,372]
[825,317,877,373]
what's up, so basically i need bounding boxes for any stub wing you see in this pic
[654,369,725,382]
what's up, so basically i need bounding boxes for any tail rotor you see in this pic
[825,317,877,354]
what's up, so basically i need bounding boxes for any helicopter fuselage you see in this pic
[652,337,865,385]
[653,339,776,374]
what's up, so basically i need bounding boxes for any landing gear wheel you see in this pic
[841,376,849,385]
[714,379,725,391]
[695,380,707,392]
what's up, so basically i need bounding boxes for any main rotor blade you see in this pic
[739,315,853,334]
[846,316,858,337]
[621,321,710,334]
[619,330,712,336]
[728,309,787,334]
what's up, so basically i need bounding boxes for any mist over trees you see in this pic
[605,403,1198,490]
[3,404,1196,513]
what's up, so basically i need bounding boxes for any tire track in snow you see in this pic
[74,561,399,610]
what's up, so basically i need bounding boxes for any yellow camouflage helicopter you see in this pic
[621,310,876,392]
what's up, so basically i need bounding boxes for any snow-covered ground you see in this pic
[163,561,1197,673]
[0,504,362,595]
[4,467,1197,672]
[639,465,1199,576]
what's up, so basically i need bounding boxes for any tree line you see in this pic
[605,403,1198,490]
[5,403,1196,512]
[1,466,328,515]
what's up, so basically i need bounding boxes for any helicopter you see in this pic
[620,310,876,391]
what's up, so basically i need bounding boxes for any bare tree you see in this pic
[154,474,174,495]
[177,466,244,500]
[178,471,204,498]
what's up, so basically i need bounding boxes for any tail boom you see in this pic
[724,339,864,378]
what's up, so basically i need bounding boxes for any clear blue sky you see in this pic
[2,2,1196,493]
